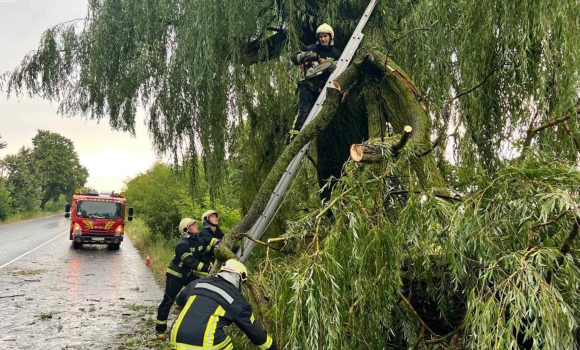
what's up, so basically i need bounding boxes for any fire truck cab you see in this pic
[64,189,134,250]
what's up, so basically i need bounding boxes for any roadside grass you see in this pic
[116,304,171,350]
[12,269,47,276]
[125,218,173,286]
[0,210,62,225]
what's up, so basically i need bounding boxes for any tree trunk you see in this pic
[223,81,351,247]
[223,47,446,260]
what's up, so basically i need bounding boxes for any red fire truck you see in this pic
[64,189,134,250]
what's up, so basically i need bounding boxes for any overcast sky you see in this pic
[0,0,157,192]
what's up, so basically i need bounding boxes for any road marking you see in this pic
[0,230,68,270]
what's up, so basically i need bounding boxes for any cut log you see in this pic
[350,126,413,163]
[350,144,386,163]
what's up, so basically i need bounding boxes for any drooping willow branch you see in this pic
[397,291,436,336]
[386,190,461,201]
[386,21,438,57]
[520,107,580,159]
[417,64,504,157]
[563,121,580,155]
[241,233,296,254]
[547,217,580,284]
[527,210,571,249]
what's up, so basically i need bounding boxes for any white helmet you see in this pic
[219,259,248,282]
[316,23,334,40]
[202,209,219,223]
[179,218,196,235]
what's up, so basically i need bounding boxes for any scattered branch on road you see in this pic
[0,294,25,299]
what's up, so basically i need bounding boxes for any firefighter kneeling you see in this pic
[169,259,277,350]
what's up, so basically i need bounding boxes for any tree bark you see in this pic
[350,143,386,163]
[223,80,353,247]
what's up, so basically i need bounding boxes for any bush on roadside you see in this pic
[0,181,12,220]
[124,161,240,239]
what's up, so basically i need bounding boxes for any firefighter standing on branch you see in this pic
[169,259,278,350]
[287,23,341,144]
[155,218,213,337]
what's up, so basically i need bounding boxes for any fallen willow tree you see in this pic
[215,46,580,349]
[241,147,580,349]
[4,1,580,348]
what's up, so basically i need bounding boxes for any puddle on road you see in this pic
[0,238,164,349]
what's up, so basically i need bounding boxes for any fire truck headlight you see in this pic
[115,225,124,236]
[74,223,82,236]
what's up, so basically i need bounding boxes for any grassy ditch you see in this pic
[0,210,62,225]
[125,219,174,285]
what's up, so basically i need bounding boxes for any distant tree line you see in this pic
[0,130,88,220]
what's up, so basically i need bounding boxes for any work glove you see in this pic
[300,51,319,64]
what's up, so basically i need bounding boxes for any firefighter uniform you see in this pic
[156,235,213,333]
[170,276,277,350]
[195,226,224,267]
[288,42,341,143]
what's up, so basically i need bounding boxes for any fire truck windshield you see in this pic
[76,201,123,219]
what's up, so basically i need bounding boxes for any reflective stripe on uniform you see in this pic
[194,283,234,304]
[258,335,273,350]
[197,262,205,271]
[170,295,197,344]
[156,319,167,325]
[181,252,193,261]
[204,305,226,347]
[205,238,218,252]
[170,337,232,350]
[250,313,255,324]
[167,268,183,278]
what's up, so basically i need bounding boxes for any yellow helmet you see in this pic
[202,209,218,223]
[219,259,248,282]
[316,23,334,40]
[179,218,196,235]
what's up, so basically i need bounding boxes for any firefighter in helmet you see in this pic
[194,209,225,266]
[287,23,341,144]
[155,218,213,336]
[170,259,278,350]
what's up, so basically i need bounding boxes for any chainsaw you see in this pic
[300,61,335,81]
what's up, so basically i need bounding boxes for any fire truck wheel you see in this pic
[73,242,83,250]
[107,243,120,251]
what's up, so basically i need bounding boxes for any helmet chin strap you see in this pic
[203,221,217,229]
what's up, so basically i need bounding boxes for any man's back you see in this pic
[170,276,274,349]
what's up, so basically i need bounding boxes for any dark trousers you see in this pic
[292,84,319,134]
[155,275,187,333]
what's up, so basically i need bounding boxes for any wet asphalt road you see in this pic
[0,215,163,349]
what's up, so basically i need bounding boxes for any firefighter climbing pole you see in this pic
[238,0,378,262]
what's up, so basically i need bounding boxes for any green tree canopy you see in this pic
[31,130,88,209]
[2,147,40,213]
[124,160,240,238]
